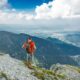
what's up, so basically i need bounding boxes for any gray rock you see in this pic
[50,63,80,80]
[0,53,38,80]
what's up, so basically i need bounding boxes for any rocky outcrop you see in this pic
[50,63,80,80]
[0,53,80,80]
[0,53,38,80]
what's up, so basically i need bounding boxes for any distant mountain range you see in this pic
[0,31,80,68]
[50,32,80,48]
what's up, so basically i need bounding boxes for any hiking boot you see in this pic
[27,61,33,69]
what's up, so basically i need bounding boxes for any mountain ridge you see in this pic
[0,31,80,68]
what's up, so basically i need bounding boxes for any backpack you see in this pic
[26,41,36,54]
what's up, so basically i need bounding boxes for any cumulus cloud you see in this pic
[35,0,80,19]
[0,0,80,22]
[0,0,10,9]
[35,0,70,19]
[0,0,80,33]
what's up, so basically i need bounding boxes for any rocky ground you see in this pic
[0,53,80,80]
[0,53,38,80]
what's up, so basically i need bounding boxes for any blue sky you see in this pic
[8,0,52,10]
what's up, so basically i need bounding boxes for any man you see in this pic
[22,37,36,68]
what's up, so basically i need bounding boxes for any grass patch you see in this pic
[32,71,44,80]
[75,68,80,73]
[0,72,8,80]
[43,69,55,75]
[23,61,66,80]
[32,66,66,80]
[57,74,65,79]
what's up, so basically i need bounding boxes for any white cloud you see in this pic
[0,0,80,22]
[67,0,80,14]
[0,0,80,33]
[0,0,9,9]
[35,0,80,19]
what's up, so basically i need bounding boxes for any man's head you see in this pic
[27,37,32,43]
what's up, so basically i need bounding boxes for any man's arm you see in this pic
[22,42,27,49]
[34,44,37,50]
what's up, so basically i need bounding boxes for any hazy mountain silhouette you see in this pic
[0,31,80,68]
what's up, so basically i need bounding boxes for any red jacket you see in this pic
[22,41,36,54]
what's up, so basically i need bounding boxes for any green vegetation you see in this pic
[0,72,8,80]
[32,71,44,80]
[31,66,65,80]
[23,61,80,80]
[76,68,80,73]
[43,69,55,75]
[57,74,65,79]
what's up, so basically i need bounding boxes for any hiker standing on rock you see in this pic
[22,37,36,67]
